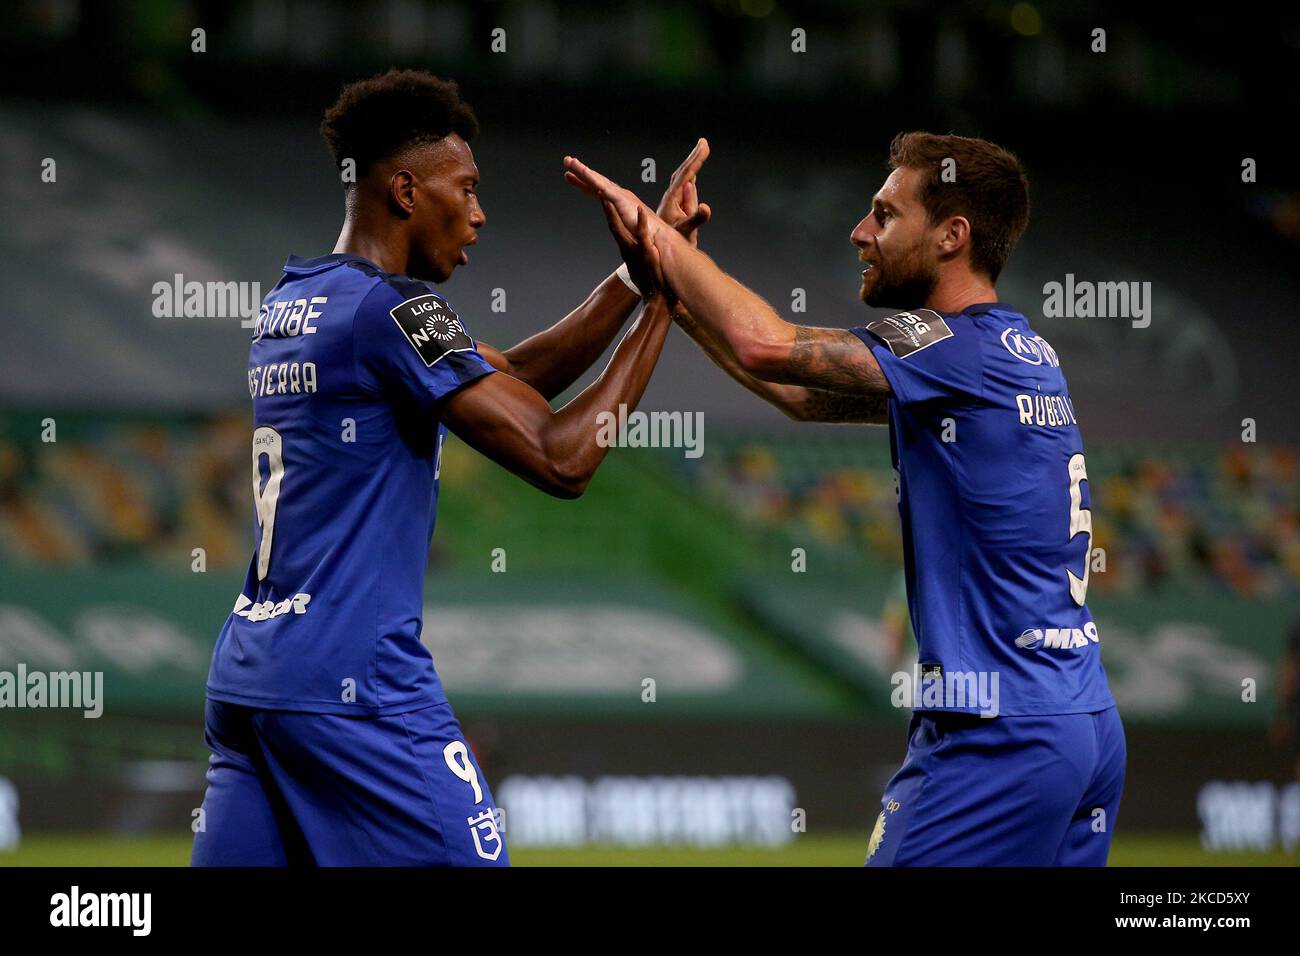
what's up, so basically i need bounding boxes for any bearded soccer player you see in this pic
[191,70,708,866]
[564,132,1124,866]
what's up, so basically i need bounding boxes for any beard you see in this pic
[859,244,939,311]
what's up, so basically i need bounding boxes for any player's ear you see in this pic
[938,215,971,256]
[389,169,417,218]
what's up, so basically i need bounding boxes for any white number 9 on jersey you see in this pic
[252,426,285,581]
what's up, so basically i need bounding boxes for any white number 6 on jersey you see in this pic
[1066,453,1092,606]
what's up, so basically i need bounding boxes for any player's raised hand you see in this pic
[656,138,713,247]
[670,179,712,247]
[565,149,708,248]
[563,155,657,237]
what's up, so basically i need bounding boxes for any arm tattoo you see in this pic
[800,387,890,423]
[788,326,892,395]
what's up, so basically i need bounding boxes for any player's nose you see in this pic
[850,214,873,248]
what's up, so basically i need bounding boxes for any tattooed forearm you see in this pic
[673,307,890,422]
[784,326,892,395]
[798,388,890,423]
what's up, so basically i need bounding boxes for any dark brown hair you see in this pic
[888,132,1030,281]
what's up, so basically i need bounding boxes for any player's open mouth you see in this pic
[861,263,875,275]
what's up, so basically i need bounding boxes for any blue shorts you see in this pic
[191,698,508,867]
[865,706,1126,866]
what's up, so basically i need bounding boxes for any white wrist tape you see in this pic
[614,263,642,296]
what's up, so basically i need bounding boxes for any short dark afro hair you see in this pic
[320,69,479,180]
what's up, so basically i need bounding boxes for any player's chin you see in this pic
[439,250,471,280]
[859,275,878,305]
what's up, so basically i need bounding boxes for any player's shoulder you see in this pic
[960,302,1031,335]
[280,253,458,316]
[862,308,967,360]
[967,304,1065,370]
[280,253,476,366]
[341,259,447,314]
[938,302,1054,359]
[345,261,463,328]
[342,263,475,369]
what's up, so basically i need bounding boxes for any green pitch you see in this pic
[1,833,1293,866]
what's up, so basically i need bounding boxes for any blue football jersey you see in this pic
[205,253,496,714]
[851,303,1115,716]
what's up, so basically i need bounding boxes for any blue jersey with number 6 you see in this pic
[850,302,1115,716]
[204,253,496,715]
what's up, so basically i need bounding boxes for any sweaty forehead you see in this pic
[875,166,919,209]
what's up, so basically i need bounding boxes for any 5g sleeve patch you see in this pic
[865,309,953,359]
[390,294,475,367]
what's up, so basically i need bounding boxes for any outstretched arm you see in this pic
[441,294,672,498]
[478,140,712,401]
[661,243,889,398]
[672,306,888,423]
[476,274,637,401]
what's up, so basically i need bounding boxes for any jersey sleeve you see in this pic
[848,309,983,406]
[353,280,496,413]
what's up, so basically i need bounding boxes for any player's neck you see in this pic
[923,271,999,315]
[332,220,408,277]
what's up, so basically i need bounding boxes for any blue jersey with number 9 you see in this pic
[850,303,1115,716]
[205,253,496,715]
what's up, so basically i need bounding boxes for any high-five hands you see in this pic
[655,138,712,248]
[601,203,669,303]
[564,139,711,298]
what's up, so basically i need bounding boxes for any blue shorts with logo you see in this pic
[191,698,508,867]
[865,706,1126,866]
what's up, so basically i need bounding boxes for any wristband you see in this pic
[614,263,642,297]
